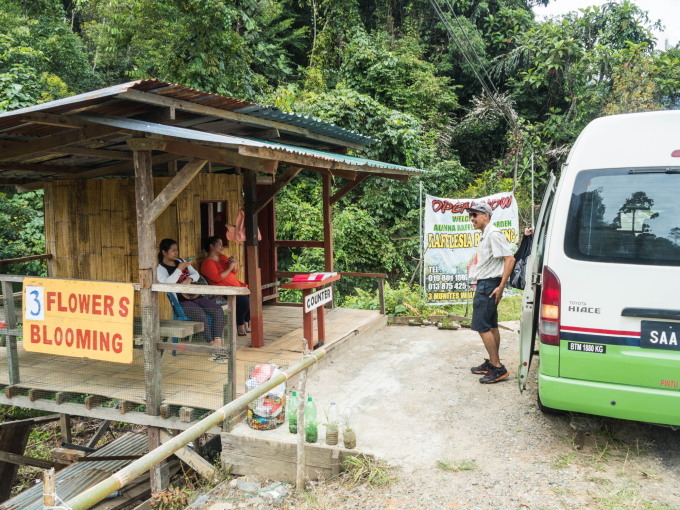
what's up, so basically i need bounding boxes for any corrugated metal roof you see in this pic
[233,106,374,146]
[74,114,423,175]
[0,433,147,510]
[0,80,374,146]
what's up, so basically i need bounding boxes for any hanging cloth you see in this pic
[509,233,533,290]
[226,209,262,242]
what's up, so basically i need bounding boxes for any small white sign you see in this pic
[304,287,333,313]
[24,285,45,321]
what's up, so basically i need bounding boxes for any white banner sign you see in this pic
[304,287,333,313]
[424,192,519,304]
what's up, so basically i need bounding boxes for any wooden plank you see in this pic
[0,414,60,429]
[0,125,120,161]
[322,174,333,272]
[145,159,207,224]
[221,434,359,482]
[0,161,94,175]
[0,253,52,266]
[20,112,99,129]
[116,89,365,150]
[254,166,301,215]
[49,146,133,161]
[330,174,368,205]
[0,421,31,500]
[156,342,229,354]
[0,449,55,470]
[147,427,169,492]
[86,420,112,448]
[151,283,249,296]
[159,429,215,481]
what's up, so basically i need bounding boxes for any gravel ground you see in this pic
[192,323,680,510]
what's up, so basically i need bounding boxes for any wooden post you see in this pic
[301,289,314,350]
[59,414,72,443]
[317,304,326,347]
[129,141,167,492]
[1,281,19,384]
[227,295,237,403]
[322,174,333,272]
[0,422,31,501]
[43,468,56,507]
[378,277,386,315]
[244,169,264,348]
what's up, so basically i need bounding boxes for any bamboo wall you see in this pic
[44,173,245,318]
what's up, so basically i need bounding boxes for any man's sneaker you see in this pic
[479,364,509,383]
[470,359,493,374]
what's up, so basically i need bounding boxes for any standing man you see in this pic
[466,203,515,384]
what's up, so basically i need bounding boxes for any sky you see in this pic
[533,0,680,49]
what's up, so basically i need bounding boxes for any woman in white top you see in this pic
[157,238,225,352]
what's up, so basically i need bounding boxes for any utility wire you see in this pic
[428,0,515,126]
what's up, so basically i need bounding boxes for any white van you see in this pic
[519,111,680,426]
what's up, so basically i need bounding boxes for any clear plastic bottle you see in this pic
[288,391,298,433]
[325,402,339,445]
[304,396,318,442]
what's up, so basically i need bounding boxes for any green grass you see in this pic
[341,455,395,488]
[553,453,576,469]
[595,487,673,510]
[436,459,477,472]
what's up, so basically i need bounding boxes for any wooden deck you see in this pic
[0,306,384,421]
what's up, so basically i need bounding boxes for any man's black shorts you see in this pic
[471,278,501,332]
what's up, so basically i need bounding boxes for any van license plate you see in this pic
[640,321,680,350]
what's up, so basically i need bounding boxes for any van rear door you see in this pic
[518,173,556,391]
[558,168,680,389]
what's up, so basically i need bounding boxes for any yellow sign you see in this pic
[22,278,134,363]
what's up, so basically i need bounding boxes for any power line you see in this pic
[428,0,515,126]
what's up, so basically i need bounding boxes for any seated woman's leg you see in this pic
[179,300,211,343]
[236,295,250,327]
[194,296,225,342]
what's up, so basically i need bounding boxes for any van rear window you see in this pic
[564,168,680,266]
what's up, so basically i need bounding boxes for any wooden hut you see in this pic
[0,80,422,496]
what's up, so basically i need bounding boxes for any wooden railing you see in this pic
[275,271,387,315]
[0,253,53,266]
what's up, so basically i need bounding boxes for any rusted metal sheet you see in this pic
[0,432,147,510]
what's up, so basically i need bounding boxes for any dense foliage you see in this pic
[0,0,677,299]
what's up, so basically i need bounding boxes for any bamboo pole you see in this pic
[63,348,326,510]
[43,468,56,507]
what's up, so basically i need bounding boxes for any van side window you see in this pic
[564,168,680,267]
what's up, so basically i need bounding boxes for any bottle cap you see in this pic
[292,391,296,396]
[307,397,312,401]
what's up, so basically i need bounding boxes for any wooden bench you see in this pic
[132,318,203,347]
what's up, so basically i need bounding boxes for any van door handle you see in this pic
[621,308,680,321]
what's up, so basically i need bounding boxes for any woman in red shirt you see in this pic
[201,236,250,335]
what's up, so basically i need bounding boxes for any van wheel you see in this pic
[537,387,565,415]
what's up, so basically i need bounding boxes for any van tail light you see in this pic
[539,266,561,345]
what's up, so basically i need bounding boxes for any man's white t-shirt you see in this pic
[472,224,514,281]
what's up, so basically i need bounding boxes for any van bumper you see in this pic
[538,373,680,426]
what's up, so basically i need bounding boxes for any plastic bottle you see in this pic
[304,396,318,442]
[325,402,339,445]
[327,402,338,428]
[288,391,298,433]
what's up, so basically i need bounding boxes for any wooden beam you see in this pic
[330,174,368,205]
[0,162,93,175]
[19,112,98,130]
[159,429,215,481]
[253,166,301,215]
[300,165,357,180]
[86,420,111,448]
[0,124,121,161]
[49,145,133,160]
[68,152,179,180]
[60,414,72,443]
[244,169,264,348]
[322,174,333,272]
[274,241,325,248]
[116,89,365,150]
[144,159,207,224]
[0,449,54,470]
[162,139,277,174]
[373,172,410,182]
[126,137,167,151]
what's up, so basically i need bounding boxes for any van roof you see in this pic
[565,110,680,171]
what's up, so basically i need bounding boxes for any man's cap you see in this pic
[466,202,493,217]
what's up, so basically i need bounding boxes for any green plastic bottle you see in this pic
[304,396,318,442]
[288,391,298,433]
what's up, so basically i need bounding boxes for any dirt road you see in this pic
[198,323,680,510]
